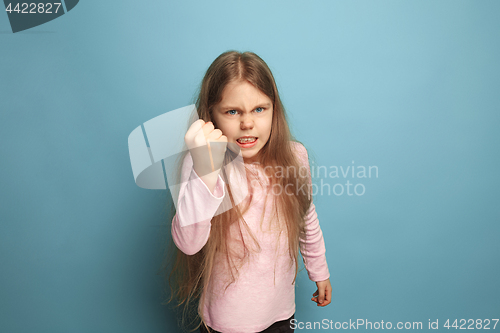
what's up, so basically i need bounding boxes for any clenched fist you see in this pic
[184,119,228,179]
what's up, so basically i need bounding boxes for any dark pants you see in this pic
[199,313,295,333]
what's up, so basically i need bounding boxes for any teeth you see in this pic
[238,137,256,143]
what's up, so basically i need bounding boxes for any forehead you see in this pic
[219,80,271,105]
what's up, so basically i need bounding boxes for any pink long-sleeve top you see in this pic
[171,141,330,333]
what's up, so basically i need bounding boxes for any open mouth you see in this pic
[236,136,257,144]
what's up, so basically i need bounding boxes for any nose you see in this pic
[240,113,254,130]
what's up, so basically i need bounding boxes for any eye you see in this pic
[226,110,238,115]
[255,107,264,113]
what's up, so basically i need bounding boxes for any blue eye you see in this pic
[227,110,238,115]
[255,107,264,113]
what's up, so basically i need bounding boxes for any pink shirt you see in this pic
[171,141,330,333]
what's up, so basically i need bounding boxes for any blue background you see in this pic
[1,0,499,332]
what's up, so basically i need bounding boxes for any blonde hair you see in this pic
[161,51,312,332]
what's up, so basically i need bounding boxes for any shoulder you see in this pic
[290,140,308,156]
[290,141,309,166]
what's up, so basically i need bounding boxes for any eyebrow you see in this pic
[219,102,272,111]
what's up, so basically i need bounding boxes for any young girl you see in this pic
[167,51,331,333]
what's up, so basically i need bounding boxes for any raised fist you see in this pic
[184,119,228,177]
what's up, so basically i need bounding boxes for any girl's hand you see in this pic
[311,278,332,307]
[184,119,227,177]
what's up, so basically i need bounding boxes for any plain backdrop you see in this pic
[1,0,499,332]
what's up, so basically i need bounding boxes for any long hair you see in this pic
[161,51,312,332]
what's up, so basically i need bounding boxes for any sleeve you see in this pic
[171,152,226,256]
[294,142,331,282]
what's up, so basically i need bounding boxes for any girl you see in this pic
[167,51,331,333]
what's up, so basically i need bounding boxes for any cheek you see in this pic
[263,118,273,137]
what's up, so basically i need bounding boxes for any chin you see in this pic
[242,152,260,162]
[242,153,253,159]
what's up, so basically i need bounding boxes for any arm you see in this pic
[302,203,332,307]
[300,202,330,282]
[171,152,226,255]
[293,142,331,291]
